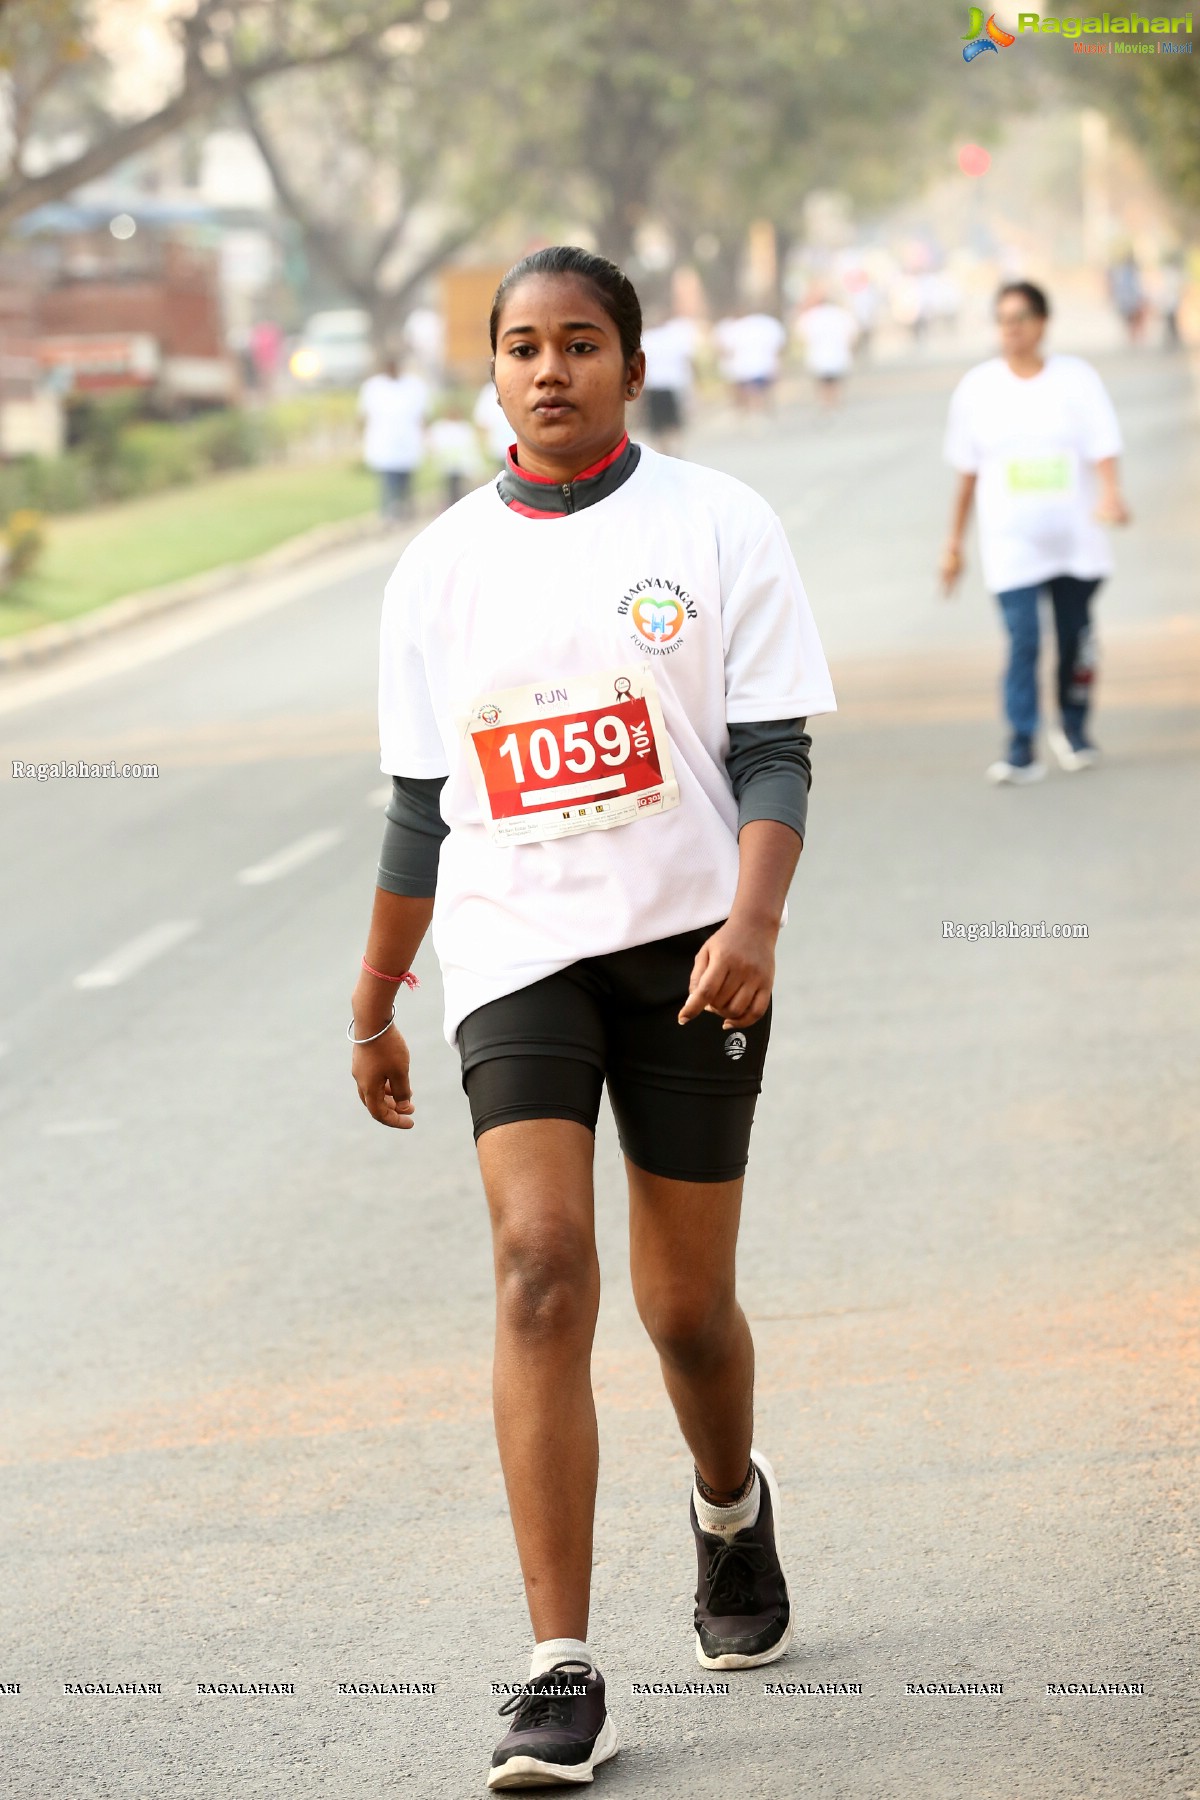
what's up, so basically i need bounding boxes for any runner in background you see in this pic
[794,289,858,411]
[1156,255,1185,349]
[940,280,1131,785]
[844,269,881,360]
[351,245,835,1790]
[474,379,513,468]
[639,310,697,453]
[357,356,431,520]
[1108,250,1147,346]
[426,395,486,510]
[714,306,787,411]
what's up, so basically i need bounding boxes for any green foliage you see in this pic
[1,508,46,586]
[1,408,266,516]
[1111,56,1200,216]
[0,390,376,528]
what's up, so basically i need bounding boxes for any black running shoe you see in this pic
[692,1449,793,1669]
[488,1660,618,1790]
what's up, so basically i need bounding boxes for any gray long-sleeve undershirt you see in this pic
[376,717,813,898]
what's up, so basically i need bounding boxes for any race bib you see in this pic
[1005,451,1076,495]
[460,669,679,845]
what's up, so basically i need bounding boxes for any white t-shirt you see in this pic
[715,314,787,382]
[642,318,698,392]
[378,445,836,1044]
[944,355,1122,593]
[473,383,512,462]
[427,417,484,478]
[357,373,430,472]
[796,304,857,376]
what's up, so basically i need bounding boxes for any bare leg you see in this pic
[478,1118,599,1641]
[626,1160,754,1493]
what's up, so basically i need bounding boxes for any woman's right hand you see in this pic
[352,1025,416,1129]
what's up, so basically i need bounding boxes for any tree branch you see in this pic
[232,82,371,303]
[0,28,404,233]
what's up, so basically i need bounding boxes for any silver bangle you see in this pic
[347,1006,396,1044]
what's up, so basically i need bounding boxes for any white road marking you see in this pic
[237,827,342,886]
[366,784,392,807]
[74,919,200,990]
[43,1119,121,1138]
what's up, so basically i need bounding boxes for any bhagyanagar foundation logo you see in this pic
[617,576,698,657]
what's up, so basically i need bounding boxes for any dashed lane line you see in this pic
[236,828,343,887]
[74,919,200,990]
[43,1119,121,1138]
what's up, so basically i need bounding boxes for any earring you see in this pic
[627,385,639,397]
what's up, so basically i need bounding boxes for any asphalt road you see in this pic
[2,347,1197,1799]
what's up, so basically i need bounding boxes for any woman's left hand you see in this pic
[1094,490,1131,525]
[678,917,776,1030]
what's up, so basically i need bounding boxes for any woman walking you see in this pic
[350,246,835,1789]
[941,280,1130,784]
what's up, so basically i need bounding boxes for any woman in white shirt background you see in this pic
[940,281,1131,785]
[794,287,859,410]
[356,355,432,521]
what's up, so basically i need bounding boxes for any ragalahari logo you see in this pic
[963,7,1017,55]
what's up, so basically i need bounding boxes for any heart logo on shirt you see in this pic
[632,597,684,643]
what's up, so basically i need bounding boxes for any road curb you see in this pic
[0,510,390,675]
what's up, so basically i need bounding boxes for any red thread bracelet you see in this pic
[361,957,420,989]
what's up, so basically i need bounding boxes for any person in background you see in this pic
[427,395,486,510]
[639,310,698,454]
[940,280,1130,786]
[794,290,858,411]
[715,307,787,412]
[844,270,881,359]
[357,356,431,521]
[250,319,284,395]
[474,379,513,468]
[1108,251,1146,345]
[891,272,928,346]
[1156,256,1185,349]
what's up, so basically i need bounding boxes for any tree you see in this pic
[476,0,1019,283]
[231,0,542,348]
[0,0,426,235]
[1101,54,1200,219]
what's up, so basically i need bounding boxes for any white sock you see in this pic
[694,1465,760,1540]
[530,1637,595,1679]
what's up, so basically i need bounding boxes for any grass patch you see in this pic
[0,458,377,639]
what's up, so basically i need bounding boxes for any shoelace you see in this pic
[498,1660,592,1730]
[704,1537,772,1613]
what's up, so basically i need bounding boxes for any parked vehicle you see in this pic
[288,310,373,388]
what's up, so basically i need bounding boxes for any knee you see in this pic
[636,1282,735,1369]
[495,1224,598,1340]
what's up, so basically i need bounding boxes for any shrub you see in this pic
[185,408,270,471]
[2,508,46,584]
[107,424,204,497]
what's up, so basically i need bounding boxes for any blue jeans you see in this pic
[378,468,414,519]
[996,576,1100,760]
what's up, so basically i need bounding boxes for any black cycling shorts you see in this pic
[457,924,772,1184]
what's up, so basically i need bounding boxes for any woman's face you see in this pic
[492,273,644,476]
[996,294,1046,360]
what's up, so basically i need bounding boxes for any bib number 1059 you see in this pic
[497,713,645,785]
